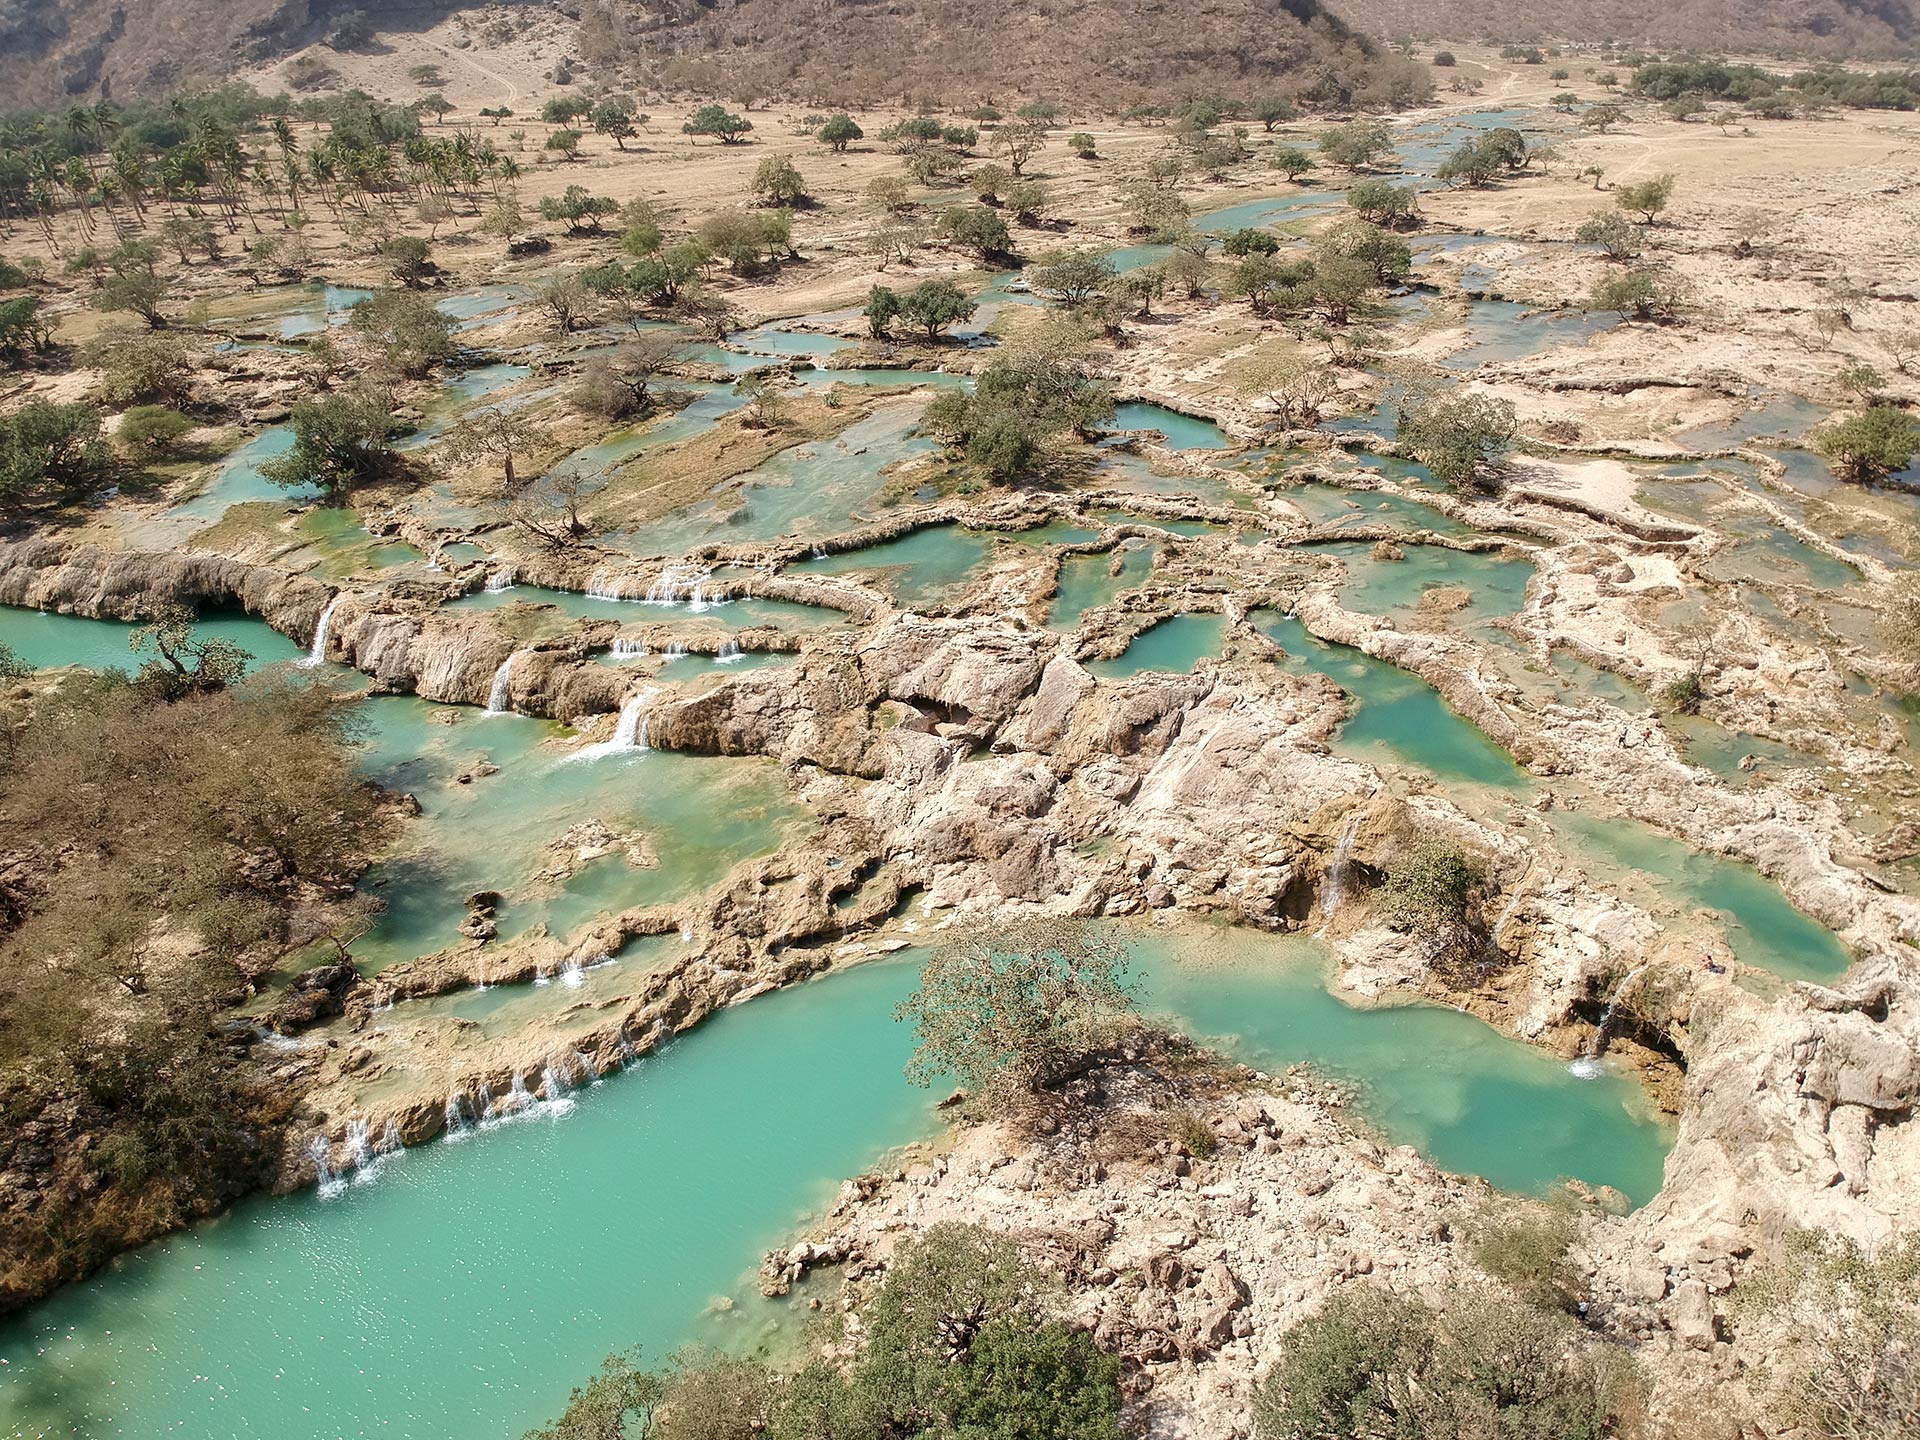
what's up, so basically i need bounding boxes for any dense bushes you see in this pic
[0,401,119,513]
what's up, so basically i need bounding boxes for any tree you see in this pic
[1271,146,1315,181]
[505,464,606,547]
[0,403,119,513]
[1551,91,1581,112]
[939,203,1011,259]
[577,335,683,419]
[545,128,585,160]
[897,279,975,340]
[1223,228,1280,257]
[1587,265,1687,321]
[895,917,1134,1106]
[1378,838,1485,947]
[0,297,54,362]
[481,197,525,252]
[1615,173,1675,224]
[1581,103,1627,134]
[1817,405,1919,484]
[525,1349,664,1440]
[440,408,546,490]
[259,388,398,500]
[536,275,592,333]
[1254,95,1297,130]
[868,174,913,214]
[1005,180,1050,225]
[1029,250,1116,310]
[751,155,808,207]
[92,244,166,327]
[864,284,902,338]
[684,105,752,144]
[819,113,863,152]
[1396,387,1517,490]
[381,235,434,287]
[590,96,642,150]
[129,603,250,703]
[992,119,1048,175]
[1319,119,1394,171]
[348,290,455,376]
[1574,210,1641,260]
[540,185,620,235]
[1254,1288,1633,1440]
[1237,354,1336,429]
[117,406,196,456]
[1346,179,1416,226]
[1068,131,1098,159]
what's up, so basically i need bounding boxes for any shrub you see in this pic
[1465,1199,1583,1312]
[347,290,455,375]
[1395,388,1517,489]
[1817,405,1918,484]
[1378,839,1484,938]
[0,402,118,512]
[819,112,862,151]
[117,406,196,456]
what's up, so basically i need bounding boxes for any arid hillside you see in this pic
[1338,0,1915,55]
[1,0,1427,110]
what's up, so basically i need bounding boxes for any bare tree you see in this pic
[440,408,547,490]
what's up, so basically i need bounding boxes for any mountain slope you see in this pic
[1335,0,1915,55]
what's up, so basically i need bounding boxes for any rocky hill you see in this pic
[1339,0,1915,56]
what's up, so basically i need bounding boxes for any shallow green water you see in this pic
[1109,403,1228,451]
[0,961,935,1440]
[1133,928,1669,1203]
[445,584,843,630]
[789,526,996,607]
[349,698,809,970]
[1281,482,1473,537]
[0,606,303,673]
[1048,543,1157,630]
[1086,613,1226,678]
[1254,613,1526,789]
[1311,540,1535,632]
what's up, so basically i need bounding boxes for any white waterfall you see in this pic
[377,1119,402,1155]
[557,956,586,988]
[303,594,343,667]
[444,1091,471,1140]
[307,1134,344,1200]
[345,1118,374,1169]
[1569,964,1652,1079]
[611,635,648,657]
[665,640,689,659]
[716,639,743,664]
[504,1071,534,1112]
[1321,812,1364,917]
[541,1059,578,1114]
[1489,886,1528,951]
[485,568,516,593]
[484,651,518,714]
[585,570,631,601]
[572,1049,600,1085]
[573,687,657,760]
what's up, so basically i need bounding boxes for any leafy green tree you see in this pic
[1319,119,1394,170]
[129,603,251,703]
[1029,249,1116,309]
[348,290,455,376]
[92,244,167,327]
[1586,265,1686,321]
[545,128,586,160]
[0,641,30,682]
[1068,131,1098,158]
[540,185,620,234]
[590,96,642,150]
[1574,210,1641,260]
[117,406,196,456]
[1254,95,1297,130]
[939,203,1012,259]
[259,388,398,500]
[1615,173,1676,224]
[864,284,902,337]
[895,917,1134,1104]
[524,1348,664,1440]
[992,119,1049,175]
[819,113,863,152]
[1395,387,1517,489]
[897,279,976,340]
[751,155,808,207]
[1005,180,1050,224]
[381,235,434,287]
[1817,405,1918,484]
[944,1320,1121,1440]
[1552,91,1581,112]
[1223,228,1279,257]
[683,105,752,143]
[1581,103,1627,133]
[1271,146,1315,181]
[1346,178,1416,226]
[0,296,55,360]
[0,402,119,513]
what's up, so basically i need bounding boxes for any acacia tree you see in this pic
[992,119,1049,176]
[683,104,752,143]
[895,918,1135,1108]
[440,408,546,490]
[898,278,976,340]
[1395,386,1518,490]
[1615,173,1676,224]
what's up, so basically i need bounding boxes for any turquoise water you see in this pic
[1281,482,1473,537]
[1109,403,1228,451]
[275,283,377,338]
[1048,543,1157,630]
[445,584,843,630]
[0,605,304,673]
[789,526,996,607]
[0,961,935,1440]
[1134,928,1669,1203]
[164,426,308,529]
[1311,540,1535,631]
[1255,612,1527,789]
[1444,299,1616,371]
[1086,613,1225,678]
[350,698,808,970]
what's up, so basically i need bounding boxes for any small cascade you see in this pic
[665,640,689,659]
[1570,964,1652,1079]
[1321,812,1364,918]
[1488,885,1528,954]
[444,1091,471,1140]
[485,568,516,593]
[478,1087,498,1122]
[611,635,648,658]
[541,1059,578,1113]
[557,956,586,988]
[377,1119,403,1155]
[504,1070,534,1113]
[716,639,743,664]
[345,1118,374,1169]
[303,594,344,667]
[484,651,518,714]
[615,1028,639,1064]
[574,687,658,760]
[645,565,711,606]
[679,919,694,944]
[307,1134,344,1200]
[572,1049,600,1085]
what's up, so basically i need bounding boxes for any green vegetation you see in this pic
[0,649,386,1302]
[1378,838,1485,948]
[1394,387,1517,489]
[1464,1198,1584,1312]
[0,401,119,514]
[819,113,863,152]
[1574,211,1641,261]
[1254,1287,1640,1440]
[938,203,1012,260]
[1587,266,1687,322]
[1318,119,1394,171]
[1630,59,1920,112]
[683,105,753,144]
[1817,405,1918,484]
[539,185,621,235]
[1614,174,1676,225]
[894,917,1135,1108]
[896,279,976,340]
[751,156,809,207]
[923,325,1115,484]
[117,405,197,456]
[259,388,401,500]
[346,290,456,376]
[1346,178,1416,226]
